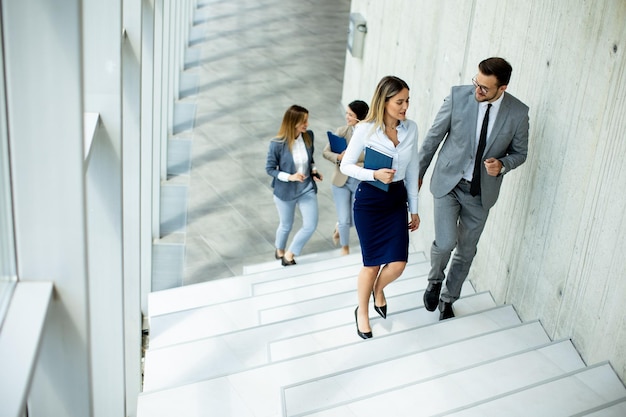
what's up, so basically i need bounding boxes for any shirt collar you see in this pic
[378,119,408,132]
[485,92,504,111]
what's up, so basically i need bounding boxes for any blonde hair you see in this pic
[275,105,311,151]
[364,76,410,130]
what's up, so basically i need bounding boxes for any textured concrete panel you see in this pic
[343,0,626,383]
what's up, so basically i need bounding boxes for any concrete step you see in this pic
[293,339,586,417]
[573,397,626,417]
[442,363,626,417]
[148,251,425,316]
[138,250,626,416]
[148,258,429,349]
[242,247,362,275]
[138,304,525,415]
[280,320,552,416]
[266,290,491,362]
[142,291,490,392]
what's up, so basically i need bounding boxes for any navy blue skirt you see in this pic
[353,181,409,266]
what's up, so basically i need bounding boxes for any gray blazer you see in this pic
[418,85,529,210]
[266,130,317,201]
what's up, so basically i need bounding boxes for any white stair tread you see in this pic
[281,321,551,416]
[138,378,257,417]
[252,259,428,296]
[148,262,430,348]
[242,247,362,275]
[267,290,491,361]
[148,252,361,317]
[138,249,626,417]
[148,251,425,316]
[138,305,523,415]
[142,291,489,392]
[442,363,626,417]
[298,340,585,417]
[577,397,626,416]
[259,265,429,325]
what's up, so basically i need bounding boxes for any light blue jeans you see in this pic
[331,176,359,247]
[273,187,318,256]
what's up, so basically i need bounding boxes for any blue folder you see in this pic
[363,146,393,191]
[327,131,348,153]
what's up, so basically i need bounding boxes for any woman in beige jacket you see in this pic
[322,100,368,255]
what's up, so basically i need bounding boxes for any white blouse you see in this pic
[340,120,419,213]
[277,134,311,182]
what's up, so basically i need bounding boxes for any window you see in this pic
[0,44,17,327]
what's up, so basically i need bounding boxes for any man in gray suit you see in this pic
[418,57,529,320]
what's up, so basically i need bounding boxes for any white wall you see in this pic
[122,0,144,413]
[0,0,194,415]
[82,0,127,415]
[2,1,93,416]
[343,0,626,382]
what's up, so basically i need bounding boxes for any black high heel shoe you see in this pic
[354,307,373,339]
[275,249,283,260]
[281,256,296,266]
[372,290,387,319]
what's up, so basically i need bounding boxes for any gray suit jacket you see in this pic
[418,85,529,210]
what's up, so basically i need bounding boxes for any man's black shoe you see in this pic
[423,282,442,311]
[439,300,455,320]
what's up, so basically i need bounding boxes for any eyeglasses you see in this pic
[472,76,489,95]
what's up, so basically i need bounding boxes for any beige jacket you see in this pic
[322,125,365,187]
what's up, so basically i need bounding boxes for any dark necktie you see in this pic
[470,103,492,196]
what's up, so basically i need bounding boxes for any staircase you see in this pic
[137,250,626,416]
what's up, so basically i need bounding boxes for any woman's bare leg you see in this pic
[373,261,407,307]
[356,265,381,332]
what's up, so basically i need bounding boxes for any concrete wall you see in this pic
[342,0,626,382]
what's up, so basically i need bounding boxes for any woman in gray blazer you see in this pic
[266,105,323,266]
[322,100,369,256]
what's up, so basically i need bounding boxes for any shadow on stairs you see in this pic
[138,250,626,417]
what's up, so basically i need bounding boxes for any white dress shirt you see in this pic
[340,120,419,213]
[462,93,504,181]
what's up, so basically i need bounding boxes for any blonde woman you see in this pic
[266,105,323,266]
[341,76,420,338]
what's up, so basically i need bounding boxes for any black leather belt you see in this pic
[459,178,471,185]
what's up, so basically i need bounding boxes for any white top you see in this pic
[277,134,310,182]
[340,120,419,213]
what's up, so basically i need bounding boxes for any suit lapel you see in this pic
[464,92,479,154]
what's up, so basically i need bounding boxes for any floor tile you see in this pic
[171,0,353,285]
